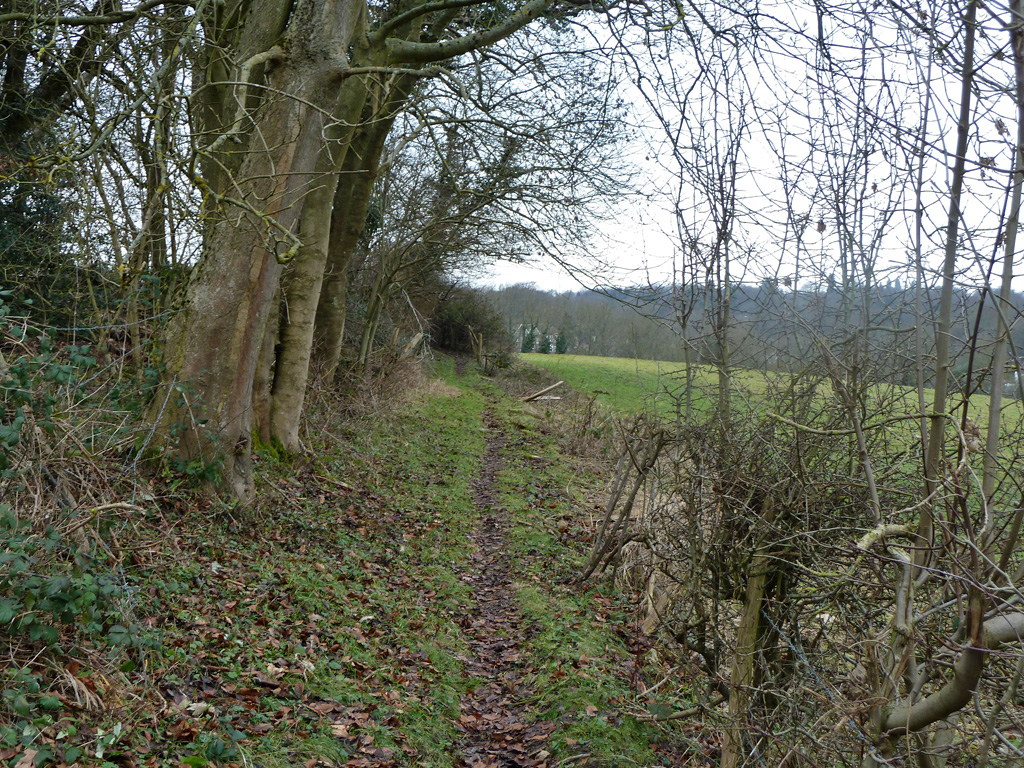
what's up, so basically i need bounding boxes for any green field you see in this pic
[520,352,1024,453]
[520,353,782,420]
[520,353,706,416]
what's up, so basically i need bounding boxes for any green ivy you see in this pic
[0,290,98,475]
[0,506,152,651]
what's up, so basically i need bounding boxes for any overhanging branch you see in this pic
[370,0,500,43]
[385,0,555,64]
[0,0,193,26]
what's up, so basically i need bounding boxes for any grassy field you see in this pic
[521,353,800,421]
[520,353,705,417]
[521,352,1024,458]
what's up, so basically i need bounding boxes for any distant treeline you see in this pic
[484,282,1024,390]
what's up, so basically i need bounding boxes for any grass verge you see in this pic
[486,389,701,767]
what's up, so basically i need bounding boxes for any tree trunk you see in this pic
[312,95,409,385]
[264,69,371,405]
[721,566,766,768]
[920,0,976,557]
[269,173,341,452]
[253,288,281,446]
[149,0,362,503]
[311,164,360,385]
[721,497,776,768]
[152,208,288,502]
[268,69,418,439]
[357,271,389,370]
[149,0,560,498]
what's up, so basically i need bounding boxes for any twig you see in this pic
[767,411,925,436]
[62,503,145,535]
[557,753,592,766]
[637,665,679,697]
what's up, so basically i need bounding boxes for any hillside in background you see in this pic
[485,282,1024,391]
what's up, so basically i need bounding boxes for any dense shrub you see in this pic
[0,292,99,475]
[431,287,508,353]
[0,180,83,328]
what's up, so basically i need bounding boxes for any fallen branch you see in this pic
[522,380,564,402]
[637,694,727,722]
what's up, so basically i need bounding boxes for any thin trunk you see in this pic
[313,110,403,383]
[981,0,1024,527]
[716,249,732,438]
[683,338,693,428]
[913,59,932,459]
[919,0,976,568]
[313,165,359,384]
[357,292,385,370]
[721,568,765,768]
[253,288,281,446]
[357,267,392,370]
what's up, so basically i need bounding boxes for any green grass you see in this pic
[104,360,692,768]
[521,352,773,420]
[521,353,696,416]
[488,394,696,766]
[119,376,494,768]
[522,352,1024,449]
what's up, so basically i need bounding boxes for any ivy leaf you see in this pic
[107,624,133,646]
[646,701,675,719]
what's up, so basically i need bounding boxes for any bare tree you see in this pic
[342,32,630,369]
[586,1,1024,765]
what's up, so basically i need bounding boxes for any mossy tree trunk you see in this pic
[267,171,343,453]
[311,89,409,386]
[270,74,415,441]
[148,0,362,503]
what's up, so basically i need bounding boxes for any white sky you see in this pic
[477,1,1024,295]
[482,190,679,291]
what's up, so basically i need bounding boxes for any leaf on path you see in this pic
[308,700,337,715]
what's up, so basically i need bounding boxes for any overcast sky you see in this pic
[477,1,1024,295]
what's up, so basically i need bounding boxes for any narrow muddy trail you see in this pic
[455,412,555,768]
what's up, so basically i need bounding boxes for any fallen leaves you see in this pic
[331,722,350,738]
[454,423,557,768]
[0,383,707,768]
